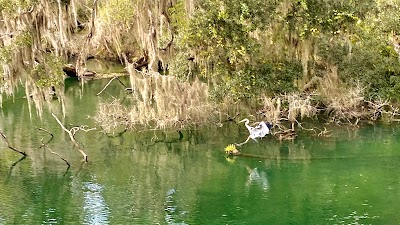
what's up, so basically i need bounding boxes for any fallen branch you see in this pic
[51,113,88,162]
[97,76,129,96]
[96,76,118,96]
[37,127,70,167]
[0,130,27,156]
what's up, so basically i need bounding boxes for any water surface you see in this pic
[1,78,400,224]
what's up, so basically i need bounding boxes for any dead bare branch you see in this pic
[0,130,27,156]
[51,113,88,162]
[317,127,332,137]
[37,127,70,167]
[36,127,54,146]
[42,144,70,167]
[96,76,118,96]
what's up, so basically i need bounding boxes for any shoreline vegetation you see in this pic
[1,0,400,140]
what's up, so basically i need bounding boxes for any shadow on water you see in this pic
[7,155,27,180]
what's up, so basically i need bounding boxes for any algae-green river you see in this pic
[1,77,400,224]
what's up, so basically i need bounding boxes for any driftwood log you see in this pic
[63,64,96,78]
[62,64,128,80]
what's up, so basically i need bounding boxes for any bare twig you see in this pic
[97,76,129,96]
[115,76,128,88]
[43,144,70,167]
[317,127,331,137]
[36,127,54,145]
[96,76,118,96]
[0,130,27,156]
[37,127,70,167]
[51,113,88,162]
[70,125,96,137]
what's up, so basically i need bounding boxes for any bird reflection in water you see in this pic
[245,167,270,191]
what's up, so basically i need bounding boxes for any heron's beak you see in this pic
[239,119,246,123]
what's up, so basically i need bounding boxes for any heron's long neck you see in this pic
[245,121,252,131]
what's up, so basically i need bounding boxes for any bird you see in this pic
[236,118,272,146]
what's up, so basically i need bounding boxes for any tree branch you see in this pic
[0,130,27,156]
[37,127,70,167]
[36,127,54,145]
[97,76,129,96]
[96,76,117,96]
[51,113,88,162]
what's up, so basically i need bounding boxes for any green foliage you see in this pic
[182,0,276,72]
[31,54,65,88]
[14,30,33,47]
[210,61,301,101]
[314,0,400,101]
[168,52,192,82]
[171,0,286,100]
[0,30,32,63]
[169,0,188,38]
[98,0,135,26]
[0,0,39,13]
[340,44,400,100]
[3,0,400,107]
[0,47,12,63]
[286,0,373,39]
[374,0,400,32]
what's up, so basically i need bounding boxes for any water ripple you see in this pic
[164,188,188,225]
[83,181,110,225]
[327,210,380,224]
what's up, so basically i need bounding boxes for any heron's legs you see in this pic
[236,135,251,146]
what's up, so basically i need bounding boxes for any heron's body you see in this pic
[237,119,272,146]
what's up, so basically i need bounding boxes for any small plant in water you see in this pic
[225,144,239,155]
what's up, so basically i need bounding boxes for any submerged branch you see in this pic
[51,113,88,162]
[0,130,27,156]
[36,127,54,145]
[8,155,27,178]
[41,143,71,167]
[37,127,70,167]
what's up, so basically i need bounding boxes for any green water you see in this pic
[1,78,400,224]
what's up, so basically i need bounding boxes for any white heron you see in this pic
[236,118,272,146]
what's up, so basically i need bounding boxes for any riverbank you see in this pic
[92,69,400,141]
